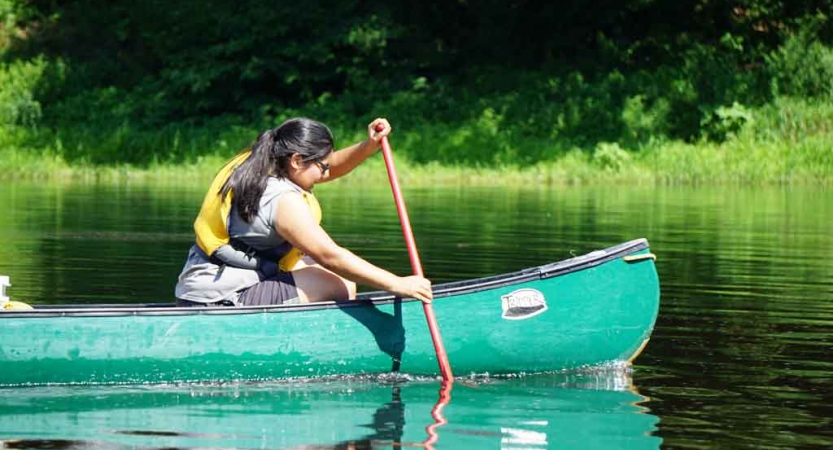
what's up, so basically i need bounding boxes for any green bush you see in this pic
[592,142,631,171]
[621,95,671,146]
[767,32,833,100]
[0,0,19,46]
[748,97,833,143]
[0,56,45,127]
[701,102,755,141]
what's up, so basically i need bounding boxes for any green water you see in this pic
[0,372,656,449]
[1,181,831,449]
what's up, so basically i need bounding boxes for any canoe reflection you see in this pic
[0,370,660,449]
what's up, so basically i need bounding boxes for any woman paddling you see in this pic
[175,117,433,306]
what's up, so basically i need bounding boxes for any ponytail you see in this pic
[221,118,334,222]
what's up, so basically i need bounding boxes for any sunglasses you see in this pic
[311,158,330,174]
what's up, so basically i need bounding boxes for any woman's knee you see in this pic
[344,279,357,299]
[293,266,354,302]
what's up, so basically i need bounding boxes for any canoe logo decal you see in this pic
[501,289,547,320]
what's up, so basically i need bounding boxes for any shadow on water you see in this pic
[0,369,660,449]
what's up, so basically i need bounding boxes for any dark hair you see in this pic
[221,117,334,222]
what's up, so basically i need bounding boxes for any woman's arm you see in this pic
[275,192,432,302]
[321,118,391,183]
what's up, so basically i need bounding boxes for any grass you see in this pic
[1,139,827,186]
[1,97,831,186]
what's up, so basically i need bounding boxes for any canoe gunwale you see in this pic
[0,239,650,319]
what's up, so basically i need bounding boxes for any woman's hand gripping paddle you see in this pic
[375,123,453,382]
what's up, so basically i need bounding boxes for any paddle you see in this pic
[376,123,453,382]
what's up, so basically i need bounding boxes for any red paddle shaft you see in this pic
[375,123,453,381]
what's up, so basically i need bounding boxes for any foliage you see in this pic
[2,95,830,185]
[766,14,833,99]
[0,0,20,45]
[0,56,44,127]
[592,142,632,172]
[701,102,755,141]
[0,0,831,175]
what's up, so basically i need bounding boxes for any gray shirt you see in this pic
[174,177,306,303]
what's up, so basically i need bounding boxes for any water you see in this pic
[1,180,831,449]
[0,371,655,449]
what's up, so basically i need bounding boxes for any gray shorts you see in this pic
[237,271,300,306]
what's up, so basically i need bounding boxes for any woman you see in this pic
[175,117,432,306]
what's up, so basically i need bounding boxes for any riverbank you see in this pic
[2,101,830,186]
[2,143,828,186]
[1,95,831,185]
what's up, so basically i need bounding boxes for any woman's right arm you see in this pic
[274,192,433,303]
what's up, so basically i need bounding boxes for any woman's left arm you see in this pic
[321,118,390,182]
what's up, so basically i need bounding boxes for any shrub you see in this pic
[767,16,833,100]
[621,95,671,146]
[0,56,45,127]
[701,102,755,141]
[592,142,631,171]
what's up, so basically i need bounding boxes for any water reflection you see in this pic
[0,370,660,449]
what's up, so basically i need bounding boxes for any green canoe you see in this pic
[0,239,659,386]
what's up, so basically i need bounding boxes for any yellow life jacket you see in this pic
[193,151,322,272]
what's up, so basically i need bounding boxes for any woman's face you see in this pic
[289,152,332,191]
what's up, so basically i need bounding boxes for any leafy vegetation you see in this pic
[0,1,831,182]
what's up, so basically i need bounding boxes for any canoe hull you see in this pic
[0,239,660,386]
